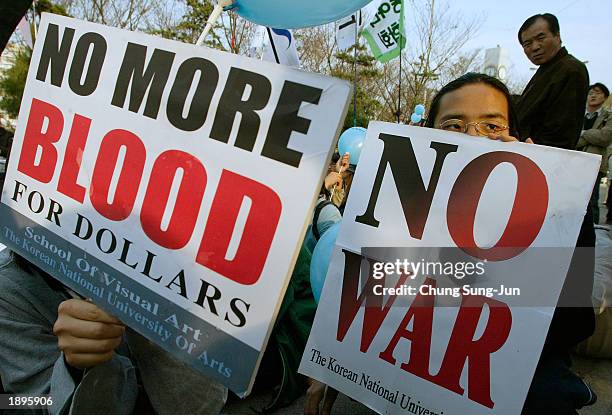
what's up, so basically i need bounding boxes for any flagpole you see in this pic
[266,28,281,64]
[352,20,358,127]
[32,0,38,39]
[196,0,233,46]
[397,0,405,123]
[397,51,402,123]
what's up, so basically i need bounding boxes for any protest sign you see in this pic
[299,122,600,414]
[0,13,351,396]
[262,28,300,67]
[363,0,406,63]
[336,11,362,52]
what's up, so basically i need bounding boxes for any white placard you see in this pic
[1,13,351,395]
[300,122,599,414]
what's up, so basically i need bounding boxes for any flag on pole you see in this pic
[17,17,33,49]
[363,0,406,63]
[336,11,362,51]
[262,28,300,67]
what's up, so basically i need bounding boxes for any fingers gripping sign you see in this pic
[54,299,125,369]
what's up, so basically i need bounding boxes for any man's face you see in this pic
[520,18,561,65]
[588,87,607,109]
[434,83,510,138]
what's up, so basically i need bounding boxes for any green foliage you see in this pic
[35,0,70,16]
[342,88,382,129]
[0,48,31,119]
[155,0,223,49]
[331,43,382,129]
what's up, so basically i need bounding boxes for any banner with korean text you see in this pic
[299,122,599,414]
[363,0,406,63]
[0,13,351,396]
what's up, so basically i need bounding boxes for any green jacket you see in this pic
[259,245,317,412]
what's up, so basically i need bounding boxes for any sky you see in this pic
[366,0,612,90]
[459,0,612,89]
[5,0,611,92]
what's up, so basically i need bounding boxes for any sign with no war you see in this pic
[300,122,600,415]
[0,13,351,395]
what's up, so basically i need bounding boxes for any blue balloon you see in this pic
[411,113,422,123]
[414,104,425,116]
[338,127,366,166]
[233,0,373,29]
[310,222,341,303]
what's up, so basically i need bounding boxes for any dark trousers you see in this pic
[522,209,597,414]
[522,351,595,414]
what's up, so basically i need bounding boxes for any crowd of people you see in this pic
[0,9,610,415]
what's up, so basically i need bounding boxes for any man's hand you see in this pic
[305,378,338,415]
[53,299,125,369]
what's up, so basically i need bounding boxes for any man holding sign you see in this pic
[301,73,599,415]
[0,12,351,413]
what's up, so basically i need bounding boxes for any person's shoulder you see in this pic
[0,254,65,325]
[559,52,588,75]
[0,254,58,304]
[0,255,37,315]
[0,254,36,295]
[0,246,11,267]
[319,201,341,216]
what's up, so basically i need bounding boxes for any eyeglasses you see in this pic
[438,119,509,136]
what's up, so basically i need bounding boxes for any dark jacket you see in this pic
[516,47,589,149]
[0,126,12,158]
[543,208,596,353]
[516,48,595,353]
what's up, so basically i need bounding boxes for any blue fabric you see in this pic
[0,252,226,414]
[304,199,342,253]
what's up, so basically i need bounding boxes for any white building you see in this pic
[482,46,509,82]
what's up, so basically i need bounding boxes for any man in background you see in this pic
[576,83,612,223]
[516,13,589,149]
[0,117,13,183]
[516,13,596,415]
[0,118,13,159]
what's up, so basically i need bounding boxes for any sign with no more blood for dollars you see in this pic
[0,13,351,395]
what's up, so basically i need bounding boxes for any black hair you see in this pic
[425,72,521,139]
[518,13,560,43]
[590,83,610,98]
